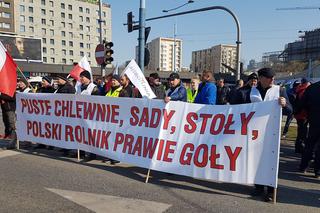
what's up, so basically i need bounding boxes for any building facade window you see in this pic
[29,26,34,32]
[43,47,47,53]
[20,5,25,12]
[62,40,66,46]
[41,9,46,15]
[61,31,65,37]
[61,3,65,9]
[79,7,83,12]
[20,25,25,32]
[28,7,33,13]
[50,39,54,45]
[68,5,72,10]
[19,15,25,22]
[50,29,54,36]
[69,50,73,56]
[29,16,34,23]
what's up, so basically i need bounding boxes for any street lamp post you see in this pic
[98,0,104,76]
[145,6,242,80]
[138,0,146,73]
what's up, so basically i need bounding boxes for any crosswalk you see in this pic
[46,188,172,213]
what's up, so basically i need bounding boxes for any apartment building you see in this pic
[141,37,182,72]
[0,0,111,66]
[191,44,237,74]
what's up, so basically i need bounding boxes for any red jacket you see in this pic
[294,83,309,120]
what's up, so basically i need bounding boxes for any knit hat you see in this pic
[248,72,258,80]
[258,68,275,78]
[56,74,69,82]
[42,76,52,85]
[18,78,29,86]
[80,70,91,80]
[168,72,180,81]
[112,74,121,83]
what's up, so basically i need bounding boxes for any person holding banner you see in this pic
[164,73,187,103]
[194,70,216,105]
[233,67,292,202]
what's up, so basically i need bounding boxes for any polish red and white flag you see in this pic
[69,56,92,81]
[0,41,17,97]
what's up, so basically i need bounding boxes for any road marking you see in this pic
[46,188,171,213]
[0,150,20,159]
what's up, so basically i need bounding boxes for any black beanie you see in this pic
[112,74,121,83]
[56,74,69,82]
[80,70,91,80]
[42,76,52,85]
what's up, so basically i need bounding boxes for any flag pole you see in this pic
[16,66,35,91]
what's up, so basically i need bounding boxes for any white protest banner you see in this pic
[16,93,281,187]
[122,59,156,99]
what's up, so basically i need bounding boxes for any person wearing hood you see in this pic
[164,73,187,103]
[194,70,216,105]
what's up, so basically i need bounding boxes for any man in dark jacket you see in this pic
[194,70,216,105]
[164,73,187,103]
[0,93,16,149]
[119,74,133,98]
[216,78,230,105]
[148,73,165,99]
[37,76,55,93]
[232,68,292,202]
[299,80,320,178]
[55,75,76,94]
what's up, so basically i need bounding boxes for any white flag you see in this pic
[122,59,156,99]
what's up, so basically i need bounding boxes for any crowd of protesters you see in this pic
[0,67,319,203]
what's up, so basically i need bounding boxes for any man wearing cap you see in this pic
[17,78,32,93]
[299,79,320,179]
[164,73,187,103]
[194,70,216,105]
[106,74,122,97]
[55,75,76,94]
[148,73,165,99]
[233,67,292,202]
[37,76,55,93]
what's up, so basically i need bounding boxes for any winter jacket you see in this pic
[194,82,216,105]
[216,86,230,105]
[300,81,320,126]
[56,83,76,94]
[294,83,309,120]
[166,83,187,102]
[150,84,166,99]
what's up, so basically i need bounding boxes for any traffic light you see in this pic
[104,41,114,64]
[127,12,134,33]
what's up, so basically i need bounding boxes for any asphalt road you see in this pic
[0,112,319,212]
